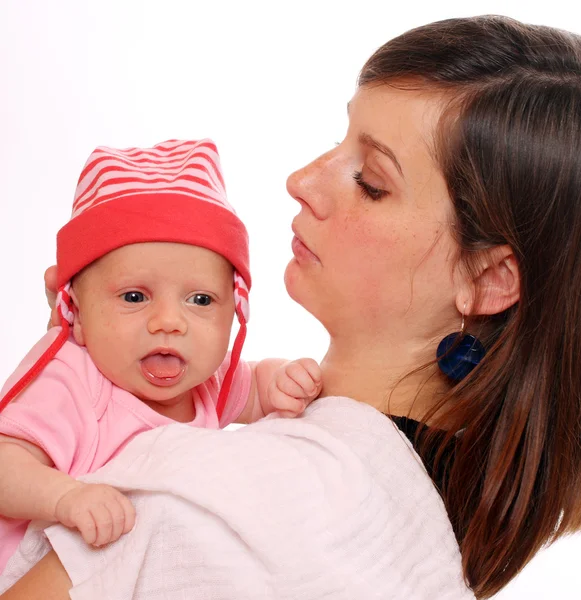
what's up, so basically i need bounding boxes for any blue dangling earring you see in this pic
[437,303,485,381]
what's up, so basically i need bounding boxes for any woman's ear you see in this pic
[69,286,86,346]
[456,245,520,316]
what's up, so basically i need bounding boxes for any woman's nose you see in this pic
[147,300,188,335]
[286,150,336,221]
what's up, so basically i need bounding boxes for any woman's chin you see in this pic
[284,260,325,321]
[284,259,305,304]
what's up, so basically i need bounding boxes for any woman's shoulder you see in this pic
[4,395,473,599]
[92,395,439,503]
[270,396,450,503]
[73,396,448,537]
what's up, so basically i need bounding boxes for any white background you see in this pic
[1,1,580,597]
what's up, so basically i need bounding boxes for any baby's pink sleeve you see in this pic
[0,337,102,475]
[215,355,252,428]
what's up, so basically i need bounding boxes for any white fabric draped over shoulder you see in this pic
[0,397,474,600]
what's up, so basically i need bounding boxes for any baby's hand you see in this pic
[266,358,322,418]
[54,482,136,547]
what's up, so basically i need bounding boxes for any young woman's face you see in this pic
[285,85,461,344]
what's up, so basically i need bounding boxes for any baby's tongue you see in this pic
[142,354,183,379]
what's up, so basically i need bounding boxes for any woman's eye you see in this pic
[353,170,388,201]
[188,294,212,307]
[123,291,146,303]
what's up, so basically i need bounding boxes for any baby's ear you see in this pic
[69,286,86,346]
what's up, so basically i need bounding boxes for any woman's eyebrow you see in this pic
[358,132,405,181]
[346,102,406,180]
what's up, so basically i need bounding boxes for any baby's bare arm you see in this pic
[0,436,78,521]
[236,358,322,423]
[0,435,135,546]
[236,359,287,423]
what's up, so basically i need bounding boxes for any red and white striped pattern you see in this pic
[70,139,248,319]
[72,139,234,218]
[0,139,251,420]
[234,272,250,323]
[56,283,74,325]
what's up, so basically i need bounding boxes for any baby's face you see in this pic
[71,242,236,406]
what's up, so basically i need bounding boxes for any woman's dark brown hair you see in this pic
[360,15,581,598]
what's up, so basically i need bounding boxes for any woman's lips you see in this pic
[140,350,186,387]
[291,227,320,265]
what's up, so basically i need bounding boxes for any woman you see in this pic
[2,14,581,599]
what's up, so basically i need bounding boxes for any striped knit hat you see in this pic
[0,139,250,418]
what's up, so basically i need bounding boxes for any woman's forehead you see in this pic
[349,85,447,193]
[349,85,443,148]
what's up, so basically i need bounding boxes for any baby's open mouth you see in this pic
[140,350,186,387]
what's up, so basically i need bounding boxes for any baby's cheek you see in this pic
[207,321,232,362]
[86,319,133,363]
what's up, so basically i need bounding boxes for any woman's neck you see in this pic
[319,336,450,421]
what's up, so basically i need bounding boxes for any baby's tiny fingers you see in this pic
[90,504,115,547]
[285,362,320,396]
[119,494,136,534]
[271,392,306,416]
[77,513,98,546]
[297,358,322,383]
[275,373,307,399]
[108,498,130,543]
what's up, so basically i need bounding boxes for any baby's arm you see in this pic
[236,358,322,423]
[0,435,135,546]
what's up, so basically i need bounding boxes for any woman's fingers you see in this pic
[44,265,60,328]
[44,265,58,305]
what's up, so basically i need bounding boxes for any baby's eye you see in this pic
[123,291,146,303]
[188,294,212,307]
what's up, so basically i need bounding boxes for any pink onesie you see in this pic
[0,327,251,573]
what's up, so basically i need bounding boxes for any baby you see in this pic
[0,139,322,572]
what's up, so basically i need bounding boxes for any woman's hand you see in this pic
[44,265,59,328]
